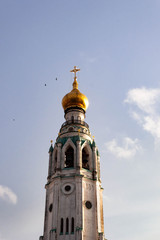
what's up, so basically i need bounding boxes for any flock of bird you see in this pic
[45,77,57,86]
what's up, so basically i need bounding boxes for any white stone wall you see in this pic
[43,176,104,240]
[82,179,98,240]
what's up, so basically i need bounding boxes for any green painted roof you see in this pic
[55,136,100,155]
[56,135,92,147]
[49,144,54,153]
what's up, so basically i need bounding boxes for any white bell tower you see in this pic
[39,67,105,240]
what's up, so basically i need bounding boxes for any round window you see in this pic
[49,203,53,212]
[61,183,74,195]
[65,185,71,192]
[85,201,92,209]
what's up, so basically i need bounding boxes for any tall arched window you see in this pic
[60,218,63,234]
[65,147,74,168]
[66,218,69,234]
[71,116,74,122]
[71,217,74,233]
[82,147,89,170]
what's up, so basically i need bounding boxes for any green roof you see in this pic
[49,144,54,153]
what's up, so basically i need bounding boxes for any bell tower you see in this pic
[39,67,105,240]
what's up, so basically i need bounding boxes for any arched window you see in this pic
[65,147,74,168]
[71,116,74,122]
[71,217,74,233]
[68,127,74,132]
[60,218,63,234]
[82,147,89,170]
[66,218,69,234]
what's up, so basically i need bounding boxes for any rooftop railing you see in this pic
[61,119,89,129]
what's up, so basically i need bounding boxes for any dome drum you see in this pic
[64,106,85,115]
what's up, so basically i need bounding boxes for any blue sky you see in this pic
[0,1,160,240]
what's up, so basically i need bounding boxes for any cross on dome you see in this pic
[70,66,80,79]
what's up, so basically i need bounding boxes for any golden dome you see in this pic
[62,68,89,112]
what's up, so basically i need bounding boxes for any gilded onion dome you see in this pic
[62,66,89,112]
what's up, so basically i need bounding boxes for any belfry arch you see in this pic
[62,138,76,169]
[81,142,92,171]
[82,147,90,170]
[64,146,74,168]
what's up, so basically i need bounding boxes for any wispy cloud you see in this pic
[0,185,17,204]
[105,137,142,159]
[125,87,160,141]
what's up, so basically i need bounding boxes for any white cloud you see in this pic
[0,185,17,204]
[125,87,160,141]
[125,87,160,114]
[105,137,141,159]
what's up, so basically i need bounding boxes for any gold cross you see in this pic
[70,66,80,79]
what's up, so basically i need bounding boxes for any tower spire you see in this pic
[70,66,80,89]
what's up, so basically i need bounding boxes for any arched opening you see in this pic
[64,147,74,168]
[71,217,74,233]
[71,116,74,122]
[82,147,89,170]
[60,218,63,234]
[68,127,74,132]
[66,218,69,234]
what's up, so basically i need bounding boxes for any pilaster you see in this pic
[76,140,82,171]
[57,143,62,172]
[92,146,98,180]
